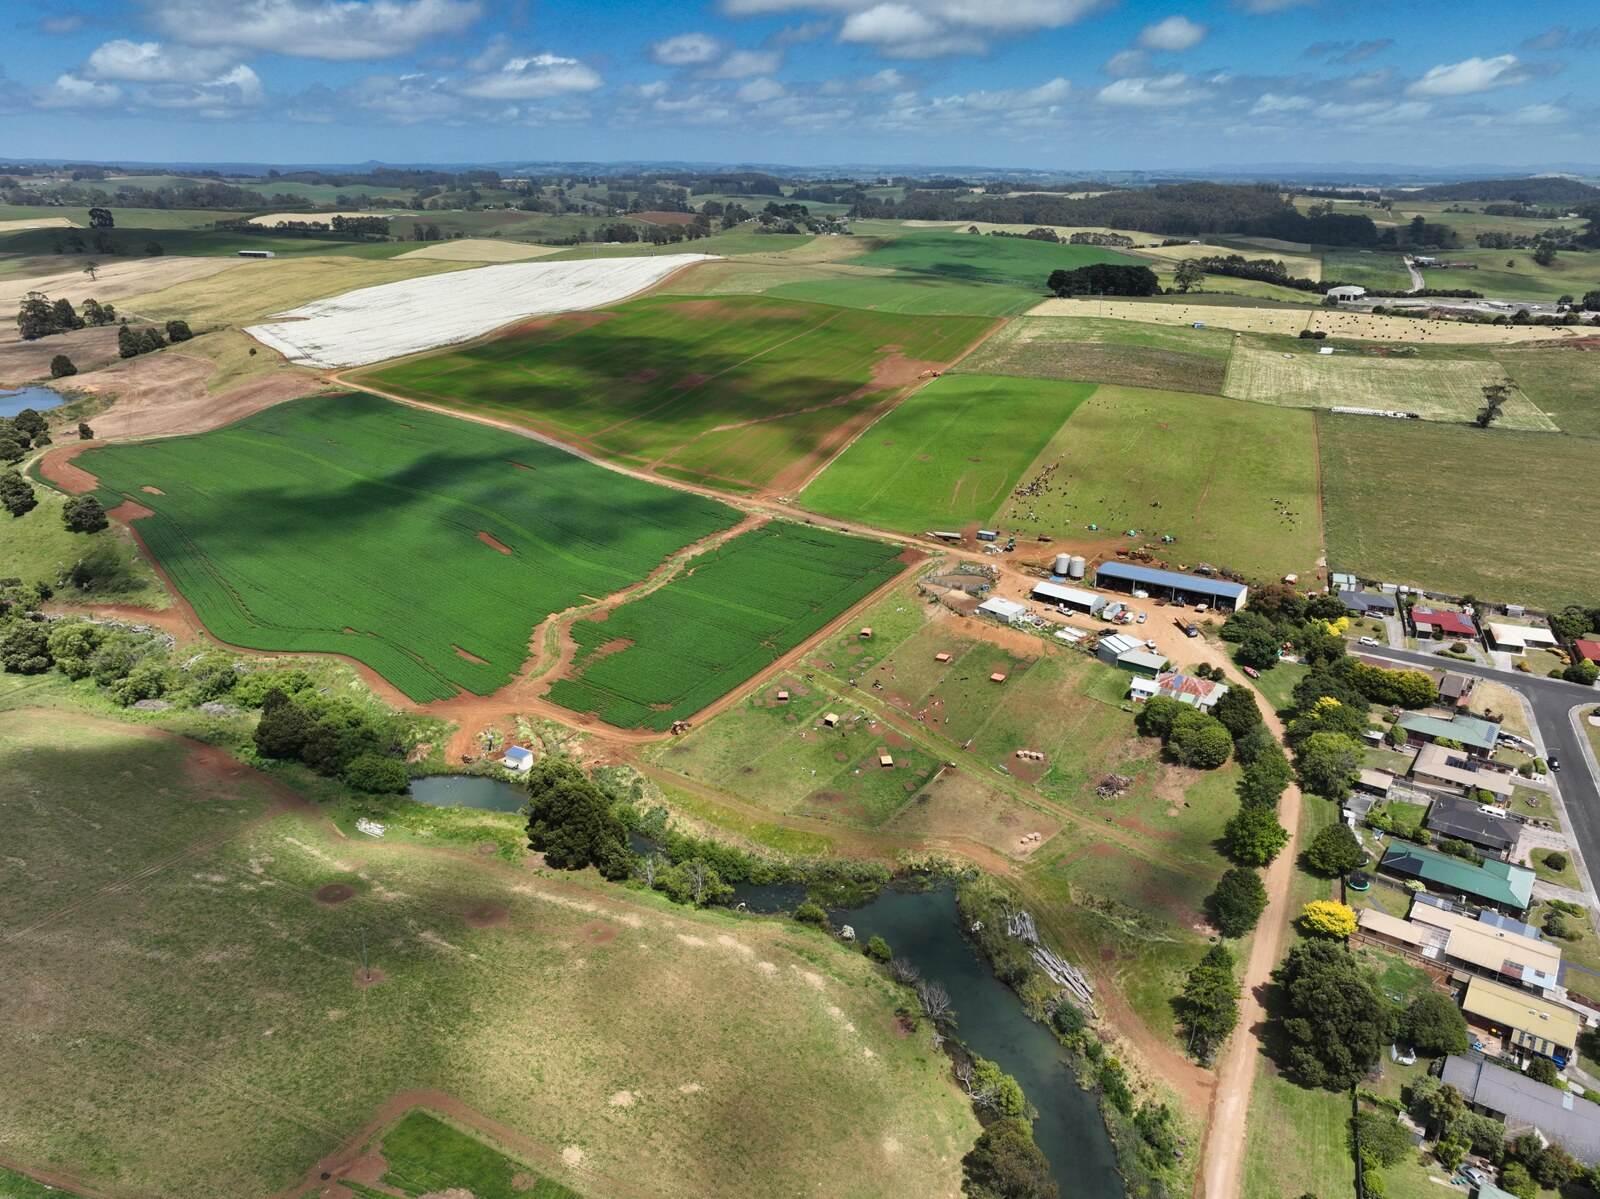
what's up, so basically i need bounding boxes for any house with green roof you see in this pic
[1397,712,1500,758]
[1379,842,1534,912]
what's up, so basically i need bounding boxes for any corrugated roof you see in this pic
[1031,581,1101,607]
[1487,622,1558,648]
[1118,650,1169,671]
[1413,608,1477,636]
[1100,633,1141,655]
[1398,712,1500,751]
[1379,842,1534,910]
[1462,976,1581,1051]
[1443,1055,1600,1164]
[1340,588,1397,612]
[978,597,1027,620]
[1574,638,1600,663]
[1093,560,1247,599]
[1424,792,1517,846]
[1357,907,1429,946]
[1445,922,1561,987]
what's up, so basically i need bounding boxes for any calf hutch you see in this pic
[1091,561,1247,612]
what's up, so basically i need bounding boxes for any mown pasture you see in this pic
[958,315,1235,393]
[844,229,1143,292]
[365,1110,579,1198]
[356,294,994,492]
[1417,247,1600,301]
[996,385,1324,581]
[1496,346,1600,438]
[77,393,740,702]
[547,522,906,730]
[1318,412,1600,608]
[1320,249,1414,291]
[0,710,974,1198]
[801,374,1094,534]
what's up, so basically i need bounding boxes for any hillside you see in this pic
[1409,176,1600,205]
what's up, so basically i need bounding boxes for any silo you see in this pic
[1053,553,1073,576]
[1068,555,1087,579]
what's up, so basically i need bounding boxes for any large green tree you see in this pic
[1273,940,1390,1089]
[63,495,109,533]
[1304,823,1364,877]
[1400,991,1469,1057]
[961,1118,1059,1199]
[1225,805,1290,866]
[1208,867,1268,937]
[0,469,36,517]
[1179,944,1239,1062]
[1213,685,1262,740]
[1295,731,1364,800]
[1168,709,1233,768]
[525,756,632,879]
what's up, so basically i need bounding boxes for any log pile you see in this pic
[1004,909,1096,1014]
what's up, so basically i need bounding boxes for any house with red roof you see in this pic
[1412,607,1477,639]
[1575,639,1600,664]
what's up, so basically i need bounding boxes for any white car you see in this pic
[1359,636,1381,647]
[1136,611,1147,624]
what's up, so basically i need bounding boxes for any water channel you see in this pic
[0,385,66,419]
[405,774,1125,1196]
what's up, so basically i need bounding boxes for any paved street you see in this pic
[1360,646,1600,907]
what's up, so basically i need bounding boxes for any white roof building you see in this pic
[1486,623,1558,654]
[978,597,1028,625]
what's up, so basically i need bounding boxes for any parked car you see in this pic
[1242,665,1260,679]
[1359,636,1381,647]
[1549,755,1561,772]
[1136,611,1147,624]
[1185,624,1199,639]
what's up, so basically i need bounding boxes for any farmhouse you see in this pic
[977,597,1028,625]
[1423,793,1516,854]
[1130,670,1229,710]
[1396,712,1500,758]
[1339,589,1398,616]
[1412,745,1515,803]
[1459,976,1581,1065]
[1378,842,1534,912]
[1092,561,1248,611]
[1030,581,1105,616]
[1412,608,1477,639]
[1485,622,1559,655]
[499,745,535,774]
[1326,285,1367,303]
[1442,1056,1600,1164]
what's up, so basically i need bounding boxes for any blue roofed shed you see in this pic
[1091,561,1248,611]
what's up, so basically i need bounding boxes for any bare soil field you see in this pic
[0,324,123,386]
[0,216,78,232]
[397,238,562,262]
[247,210,417,227]
[0,255,238,310]
[1134,241,1322,280]
[1025,297,1589,343]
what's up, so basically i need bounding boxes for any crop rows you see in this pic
[79,393,740,702]
[547,522,906,730]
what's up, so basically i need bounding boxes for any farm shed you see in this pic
[1096,633,1141,667]
[1116,650,1168,677]
[1031,581,1105,615]
[1378,842,1534,913]
[1459,977,1581,1064]
[1397,712,1500,757]
[1442,1056,1600,1163]
[1413,749,1515,805]
[977,597,1028,625]
[237,249,276,258]
[1092,561,1248,611]
[499,746,535,774]
[1439,673,1472,707]
[1485,622,1559,655]
[1412,608,1477,639]
[1339,589,1397,615]
[1356,769,1394,797]
[1423,793,1516,853]
[1326,285,1367,303]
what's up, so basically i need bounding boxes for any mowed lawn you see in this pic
[801,375,1094,533]
[355,294,993,492]
[0,710,976,1199]
[1318,413,1600,608]
[1498,346,1600,438]
[996,386,1324,581]
[77,394,740,702]
[547,522,907,730]
[959,315,1236,394]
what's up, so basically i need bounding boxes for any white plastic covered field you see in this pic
[245,253,714,368]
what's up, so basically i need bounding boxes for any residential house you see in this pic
[1396,712,1500,759]
[1130,670,1228,710]
[1486,622,1559,655]
[1378,842,1534,912]
[1413,746,1515,804]
[1443,1055,1600,1164]
[1459,976,1582,1064]
[1340,589,1398,616]
[1412,608,1477,639]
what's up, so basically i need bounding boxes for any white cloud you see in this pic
[84,40,238,83]
[1234,0,1311,11]
[721,0,1106,57]
[1104,49,1147,76]
[351,72,466,121]
[819,66,908,93]
[458,52,602,99]
[1250,91,1311,115]
[1504,102,1565,125]
[700,48,783,77]
[1138,15,1206,52]
[36,73,122,108]
[838,4,985,56]
[1407,54,1528,97]
[1314,98,1430,125]
[151,0,483,61]
[142,64,266,113]
[1096,73,1198,107]
[632,80,669,99]
[651,32,724,66]
[737,76,786,102]
[38,14,87,34]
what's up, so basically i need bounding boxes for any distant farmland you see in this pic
[802,374,1094,533]
[77,394,740,702]
[1319,413,1600,608]
[547,522,907,730]
[357,294,993,493]
[960,315,1234,394]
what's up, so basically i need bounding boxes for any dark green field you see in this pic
[356,294,993,492]
[0,225,416,259]
[76,394,740,702]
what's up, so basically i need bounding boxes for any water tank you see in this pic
[1053,553,1073,576]
[1068,555,1087,579]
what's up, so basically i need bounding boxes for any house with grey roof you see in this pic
[1442,1055,1600,1164]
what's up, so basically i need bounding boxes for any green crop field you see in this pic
[0,710,974,1198]
[1497,346,1600,437]
[1321,249,1414,291]
[0,225,417,259]
[547,522,906,730]
[356,294,994,492]
[1319,412,1600,608]
[767,272,1037,316]
[1423,247,1600,301]
[0,204,228,230]
[1222,341,1556,429]
[76,394,739,702]
[801,374,1093,533]
[995,385,1324,580]
[959,315,1235,393]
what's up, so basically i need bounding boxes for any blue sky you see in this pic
[1,1,1595,169]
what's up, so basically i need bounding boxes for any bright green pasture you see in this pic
[546,230,813,260]
[996,385,1323,581]
[1319,412,1600,608]
[958,315,1235,393]
[845,230,1142,291]
[357,294,993,491]
[76,393,739,702]
[1497,346,1600,438]
[801,374,1093,533]
[1321,249,1414,290]
[547,522,905,730]
[375,1111,578,1198]
[769,272,1038,316]
[1424,247,1600,300]
[0,204,227,229]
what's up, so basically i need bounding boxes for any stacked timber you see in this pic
[1003,909,1096,1014]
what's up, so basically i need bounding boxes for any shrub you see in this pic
[794,901,828,925]
[1400,991,1469,1057]
[863,934,891,963]
[1542,851,1568,872]
[1225,805,1289,865]
[50,353,77,378]
[1352,1109,1413,1168]
[1051,1001,1084,1036]
[165,319,194,342]
[1499,1162,1536,1199]
[1168,709,1233,769]
[62,495,109,533]
[1525,1056,1559,1086]
[1135,695,1186,739]
[1300,900,1357,938]
[1304,823,1364,876]
[0,469,37,517]
[343,752,410,794]
[961,1119,1058,1199]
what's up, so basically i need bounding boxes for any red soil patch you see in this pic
[477,530,513,555]
[634,210,699,226]
[36,442,101,494]
[578,919,618,945]
[503,310,613,339]
[588,637,635,663]
[463,902,509,928]
[453,645,489,665]
[315,883,356,905]
[107,499,155,523]
[140,485,165,495]
[353,967,388,989]
[662,299,744,319]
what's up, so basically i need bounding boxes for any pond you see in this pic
[0,385,66,419]
[407,774,526,813]
[832,886,1125,1199]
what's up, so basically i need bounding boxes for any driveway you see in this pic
[1359,645,1600,909]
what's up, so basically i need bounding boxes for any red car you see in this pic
[1242,666,1260,679]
